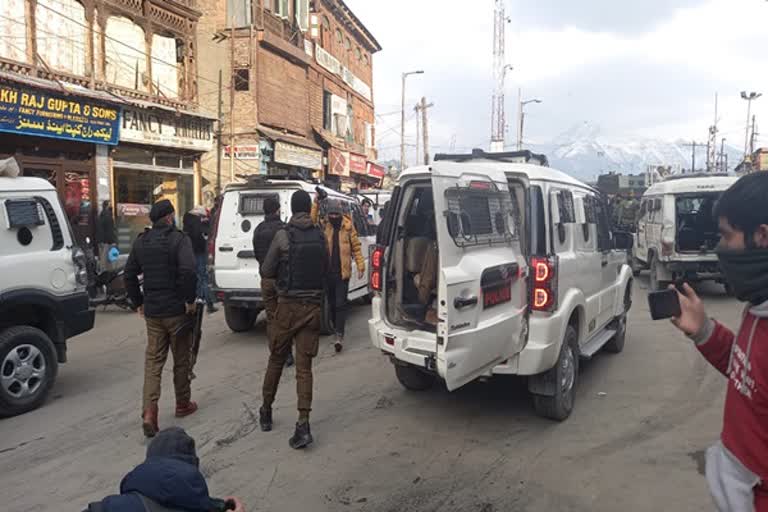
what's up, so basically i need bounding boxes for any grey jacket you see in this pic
[261,212,326,303]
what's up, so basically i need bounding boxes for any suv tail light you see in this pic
[71,247,88,285]
[369,245,384,292]
[531,255,558,312]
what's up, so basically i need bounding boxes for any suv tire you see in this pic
[395,363,436,391]
[605,286,632,354]
[532,325,579,422]
[0,326,58,418]
[224,305,257,332]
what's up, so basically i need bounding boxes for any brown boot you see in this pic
[142,403,159,438]
[175,401,198,418]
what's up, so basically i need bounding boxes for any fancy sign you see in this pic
[0,84,120,144]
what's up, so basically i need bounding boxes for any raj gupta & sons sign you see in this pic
[0,83,120,145]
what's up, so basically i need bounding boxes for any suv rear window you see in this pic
[239,193,279,215]
[445,186,520,247]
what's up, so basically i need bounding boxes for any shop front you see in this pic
[113,105,214,251]
[0,78,121,243]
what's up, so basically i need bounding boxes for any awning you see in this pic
[0,70,125,107]
[258,125,322,151]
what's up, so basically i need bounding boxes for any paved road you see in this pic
[0,277,743,511]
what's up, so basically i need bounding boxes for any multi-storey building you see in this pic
[0,0,215,248]
[196,0,383,194]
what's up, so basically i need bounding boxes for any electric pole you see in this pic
[414,101,420,164]
[517,91,542,151]
[707,93,718,173]
[216,69,223,194]
[683,141,706,174]
[229,19,236,182]
[741,91,762,161]
[718,137,726,174]
[400,70,424,172]
[420,97,434,165]
[490,0,510,152]
[750,115,758,156]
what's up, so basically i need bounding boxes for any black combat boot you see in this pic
[259,406,273,432]
[288,421,313,449]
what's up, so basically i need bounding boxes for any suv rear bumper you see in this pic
[212,287,264,310]
[59,291,95,339]
[666,260,723,280]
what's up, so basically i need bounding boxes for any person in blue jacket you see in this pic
[83,427,244,512]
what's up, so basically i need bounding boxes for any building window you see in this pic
[227,0,253,26]
[344,37,351,51]
[295,0,309,31]
[234,68,250,91]
[105,16,148,91]
[0,0,26,63]
[275,0,288,18]
[322,15,330,30]
[355,47,362,62]
[36,0,87,76]
[335,29,343,47]
[322,91,332,130]
[151,34,179,98]
[363,54,369,66]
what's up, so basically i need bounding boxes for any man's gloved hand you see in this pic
[185,302,197,315]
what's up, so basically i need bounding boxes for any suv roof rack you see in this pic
[662,172,730,181]
[434,148,549,166]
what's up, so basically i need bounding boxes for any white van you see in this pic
[368,151,633,421]
[632,174,738,291]
[210,178,376,333]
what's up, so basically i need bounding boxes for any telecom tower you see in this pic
[490,0,509,152]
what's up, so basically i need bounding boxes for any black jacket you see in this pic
[125,223,197,318]
[252,213,285,271]
[182,213,208,255]
[96,208,116,245]
[83,456,217,512]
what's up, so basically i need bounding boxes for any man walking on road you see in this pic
[312,198,365,352]
[183,207,218,314]
[252,196,292,367]
[259,190,327,449]
[95,200,116,270]
[125,199,199,438]
[670,172,768,511]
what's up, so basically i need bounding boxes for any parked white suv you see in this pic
[368,150,633,421]
[632,174,738,291]
[210,178,376,333]
[0,175,94,417]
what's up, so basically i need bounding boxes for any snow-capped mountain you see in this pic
[528,122,743,181]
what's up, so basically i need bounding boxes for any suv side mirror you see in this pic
[613,231,633,250]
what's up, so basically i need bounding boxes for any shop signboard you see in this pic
[274,141,323,170]
[121,107,214,152]
[0,83,120,145]
[117,203,151,217]
[367,162,386,178]
[349,153,367,174]
[316,45,342,76]
[224,145,261,160]
[329,147,350,177]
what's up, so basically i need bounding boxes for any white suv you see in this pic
[210,178,376,333]
[0,175,94,417]
[368,150,633,421]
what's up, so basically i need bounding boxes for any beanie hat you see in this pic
[149,199,175,223]
[263,196,280,215]
[291,190,312,214]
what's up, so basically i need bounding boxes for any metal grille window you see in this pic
[234,68,250,91]
[444,187,519,248]
[239,194,279,215]
[556,190,576,223]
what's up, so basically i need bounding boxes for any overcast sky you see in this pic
[344,0,768,166]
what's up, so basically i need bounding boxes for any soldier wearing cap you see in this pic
[125,199,199,438]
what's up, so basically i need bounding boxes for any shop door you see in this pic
[63,170,93,246]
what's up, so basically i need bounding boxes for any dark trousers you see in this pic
[262,278,278,344]
[143,314,193,411]
[326,276,350,337]
[262,301,321,421]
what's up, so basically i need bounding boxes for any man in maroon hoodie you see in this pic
[672,172,768,511]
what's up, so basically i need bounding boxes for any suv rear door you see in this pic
[213,189,288,290]
[432,164,529,391]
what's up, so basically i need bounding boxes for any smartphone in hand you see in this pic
[648,289,681,320]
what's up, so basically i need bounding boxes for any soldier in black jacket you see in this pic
[252,196,293,366]
[183,208,217,313]
[125,199,199,438]
[259,190,327,449]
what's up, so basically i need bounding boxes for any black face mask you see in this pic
[717,247,768,304]
[329,216,342,228]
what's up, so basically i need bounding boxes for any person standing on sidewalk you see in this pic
[670,172,768,511]
[252,196,292,367]
[312,198,365,352]
[183,207,218,314]
[125,199,199,438]
[259,190,326,449]
[95,200,116,270]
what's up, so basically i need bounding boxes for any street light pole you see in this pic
[517,94,542,151]
[741,91,762,161]
[400,70,424,173]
